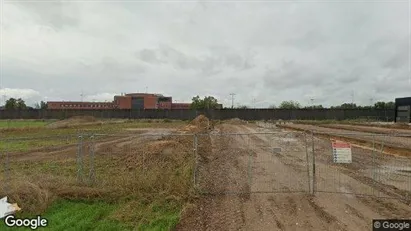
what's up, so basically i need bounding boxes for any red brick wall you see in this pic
[158,102,172,109]
[114,96,132,109]
[47,102,115,110]
[171,103,191,109]
[144,96,158,109]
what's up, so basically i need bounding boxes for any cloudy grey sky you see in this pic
[1,0,410,108]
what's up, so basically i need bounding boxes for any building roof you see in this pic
[47,101,113,104]
[395,97,411,106]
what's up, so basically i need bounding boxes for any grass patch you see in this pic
[0,199,182,231]
[0,200,131,231]
[0,120,50,129]
[0,117,204,231]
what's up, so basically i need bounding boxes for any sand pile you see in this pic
[180,115,212,133]
[46,116,102,129]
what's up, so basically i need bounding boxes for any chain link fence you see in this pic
[312,132,411,201]
[0,130,410,202]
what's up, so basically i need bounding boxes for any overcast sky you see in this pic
[1,0,410,108]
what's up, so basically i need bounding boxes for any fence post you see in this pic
[193,134,198,190]
[372,134,376,197]
[77,135,84,183]
[378,135,386,198]
[2,141,10,195]
[248,137,252,192]
[304,132,311,194]
[88,135,96,185]
[311,130,316,195]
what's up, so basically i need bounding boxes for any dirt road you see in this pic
[278,123,411,154]
[316,124,411,136]
[176,123,411,231]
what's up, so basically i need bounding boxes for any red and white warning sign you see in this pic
[331,139,352,163]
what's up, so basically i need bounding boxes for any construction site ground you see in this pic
[176,122,411,231]
[1,118,411,230]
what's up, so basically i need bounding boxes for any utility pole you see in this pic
[80,90,84,102]
[229,93,236,109]
[351,91,354,105]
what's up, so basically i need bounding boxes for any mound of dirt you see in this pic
[46,116,102,129]
[225,118,248,125]
[190,115,209,126]
[180,115,212,133]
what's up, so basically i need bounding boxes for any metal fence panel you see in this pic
[248,132,310,194]
[312,132,411,200]
[195,131,310,194]
[1,130,409,203]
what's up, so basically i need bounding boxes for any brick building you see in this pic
[47,101,115,109]
[171,103,191,109]
[47,93,193,110]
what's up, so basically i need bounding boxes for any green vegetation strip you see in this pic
[0,120,51,129]
[0,199,182,231]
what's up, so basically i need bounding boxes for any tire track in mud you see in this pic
[356,196,411,218]
[344,204,366,220]
[266,195,293,230]
[207,129,248,231]
[179,125,248,231]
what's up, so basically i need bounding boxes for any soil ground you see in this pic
[317,124,411,136]
[176,123,411,231]
[278,123,411,155]
[3,118,411,230]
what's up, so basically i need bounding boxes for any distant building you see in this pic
[395,97,411,123]
[47,92,197,110]
[114,93,172,109]
[171,103,191,110]
[47,101,115,110]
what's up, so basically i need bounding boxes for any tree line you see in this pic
[1,98,47,110]
[189,96,395,110]
[269,100,395,110]
[0,96,396,110]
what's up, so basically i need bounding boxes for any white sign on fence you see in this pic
[331,140,352,163]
